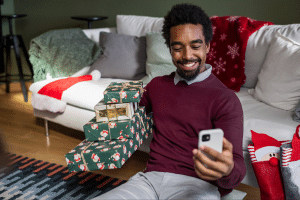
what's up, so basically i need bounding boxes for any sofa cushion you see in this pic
[248,32,300,111]
[236,88,299,151]
[142,32,176,86]
[116,15,164,37]
[88,32,147,80]
[244,24,300,88]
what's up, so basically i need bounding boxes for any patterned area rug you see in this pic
[0,154,126,199]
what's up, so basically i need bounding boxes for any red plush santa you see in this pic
[248,130,286,200]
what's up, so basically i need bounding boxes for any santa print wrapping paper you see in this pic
[248,130,287,200]
[280,125,300,200]
[65,113,154,172]
[84,106,147,141]
[103,80,143,104]
[207,16,273,92]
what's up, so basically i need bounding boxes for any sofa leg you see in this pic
[45,119,49,136]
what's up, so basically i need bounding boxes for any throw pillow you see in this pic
[142,32,176,86]
[88,32,147,80]
[248,32,300,111]
[116,15,164,37]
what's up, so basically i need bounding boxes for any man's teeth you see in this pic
[184,62,196,67]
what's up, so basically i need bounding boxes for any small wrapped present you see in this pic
[65,138,140,172]
[65,113,154,172]
[94,99,135,122]
[84,106,146,141]
[103,80,143,104]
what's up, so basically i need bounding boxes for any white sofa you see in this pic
[29,15,300,189]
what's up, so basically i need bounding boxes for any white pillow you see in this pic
[116,15,164,37]
[248,32,300,111]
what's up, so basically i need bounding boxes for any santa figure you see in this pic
[91,123,98,130]
[91,153,100,162]
[129,139,133,147]
[109,163,117,169]
[100,130,109,138]
[112,152,120,161]
[66,157,74,165]
[134,145,138,151]
[123,145,127,154]
[248,130,286,200]
[120,91,127,99]
[101,148,110,152]
[131,126,135,134]
[97,163,105,170]
[74,153,81,163]
[78,164,87,171]
[133,91,139,98]
[113,145,121,149]
[96,145,105,149]
[121,158,126,165]
[128,151,132,158]
[108,122,117,128]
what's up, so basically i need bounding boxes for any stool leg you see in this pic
[12,35,28,102]
[17,35,34,78]
[5,36,12,93]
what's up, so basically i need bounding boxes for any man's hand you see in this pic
[192,137,234,181]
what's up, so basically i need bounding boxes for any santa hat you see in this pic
[251,130,282,161]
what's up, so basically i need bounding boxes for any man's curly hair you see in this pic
[162,3,213,48]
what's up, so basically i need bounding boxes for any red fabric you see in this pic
[250,131,286,200]
[251,130,282,150]
[291,125,300,162]
[207,16,274,92]
[252,161,285,200]
[38,75,92,100]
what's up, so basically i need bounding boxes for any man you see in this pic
[94,3,246,199]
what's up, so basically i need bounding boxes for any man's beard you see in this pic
[176,59,202,81]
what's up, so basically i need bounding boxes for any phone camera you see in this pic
[202,134,210,141]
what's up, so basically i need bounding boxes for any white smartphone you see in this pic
[198,128,224,154]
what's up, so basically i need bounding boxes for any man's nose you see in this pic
[183,47,193,60]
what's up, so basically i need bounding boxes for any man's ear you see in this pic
[206,43,210,54]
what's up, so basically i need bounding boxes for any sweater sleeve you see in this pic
[213,92,246,190]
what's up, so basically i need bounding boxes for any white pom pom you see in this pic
[90,70,101,81]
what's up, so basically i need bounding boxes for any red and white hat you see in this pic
[251,130,282,161]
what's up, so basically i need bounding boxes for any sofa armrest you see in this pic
[82,27,117,43]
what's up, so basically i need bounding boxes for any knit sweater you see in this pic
[140,72,246,196]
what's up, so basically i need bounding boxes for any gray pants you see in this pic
[92,171,220,200]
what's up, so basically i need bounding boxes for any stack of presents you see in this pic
[65,80,154,172]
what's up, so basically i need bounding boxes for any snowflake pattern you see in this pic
[213,57,226,75]
[220,33,227,41]
[226,16,240,22]
[238,26,244,33]
[212,26,217,35]
[227,43,240,59]
[207,48,217,61]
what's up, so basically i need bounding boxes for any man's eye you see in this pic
[172,47,182,51]
[192,46,201,49]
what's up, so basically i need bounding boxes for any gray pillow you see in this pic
[88,32,147,80]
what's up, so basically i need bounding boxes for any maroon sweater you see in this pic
[140,72,246,196]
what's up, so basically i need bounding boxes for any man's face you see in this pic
[170,24,210,81]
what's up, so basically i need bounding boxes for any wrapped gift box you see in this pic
[84,106,146,141]
[65,138,140,172]
[65,113,154,172]
[94,99,135,122]
[103,80,143,104]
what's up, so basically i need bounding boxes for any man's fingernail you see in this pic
[200,145,205,150]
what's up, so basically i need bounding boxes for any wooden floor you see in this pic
[0,81,261,199]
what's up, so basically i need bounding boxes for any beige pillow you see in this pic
[248,32,300,111]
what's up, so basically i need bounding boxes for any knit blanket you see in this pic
[207,16,273,92]
[29,28,102,82]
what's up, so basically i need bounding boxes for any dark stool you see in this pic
[71,16,108,29]
[0,14,33,102]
